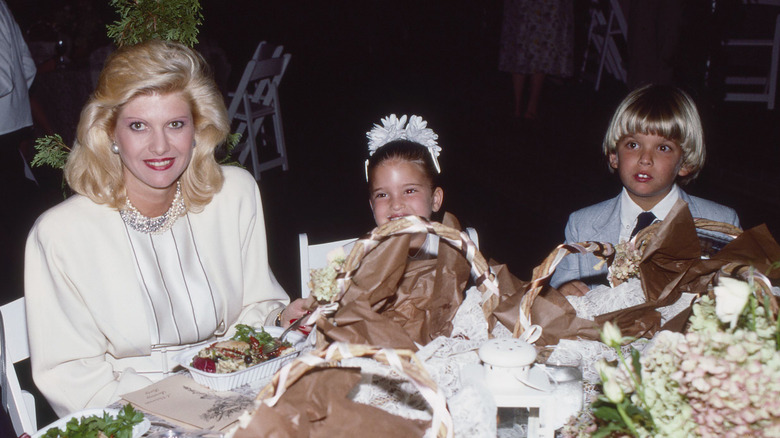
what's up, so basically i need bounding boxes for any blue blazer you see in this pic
[550,190,741,288]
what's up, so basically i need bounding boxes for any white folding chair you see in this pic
[580,0,628,90]
[226,44,291,180]
[722,4,780,109]
[298,227,479,299]
[248,40,283,63]
[1,297,37,436]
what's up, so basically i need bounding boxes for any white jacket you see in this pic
[25,167,289,415]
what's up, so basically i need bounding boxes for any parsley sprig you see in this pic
[42,404,144,438]
[232,324,275,344]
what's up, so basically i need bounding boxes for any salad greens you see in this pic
[42,404,144,438]
[232,324,275,344]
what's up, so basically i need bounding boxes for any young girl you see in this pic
[365,114,444,258]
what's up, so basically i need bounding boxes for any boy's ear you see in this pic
[608,152,619,169]
[678,164,692,177]
[431,187,444,212]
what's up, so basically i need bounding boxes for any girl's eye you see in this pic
[169,120,185,129]
[374,193,387,199]
[405,188,417,194]
[129,122,144,131]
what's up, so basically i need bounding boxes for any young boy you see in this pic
[551,85,740,295]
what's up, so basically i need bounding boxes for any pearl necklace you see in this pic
[120,181,186,234]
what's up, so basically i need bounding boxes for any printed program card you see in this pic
[122,374,254,431]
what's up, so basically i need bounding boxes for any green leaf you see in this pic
[106,0,204,48]
[631,348,642,383]
[592,405,623,423]
[31,134,70,170]
[592,423,629,438]
[217,132,244,166]
[41,405,144,437]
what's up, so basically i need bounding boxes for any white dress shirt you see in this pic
[618,184,681,243]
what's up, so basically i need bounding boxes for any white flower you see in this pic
[601,321,627,348]
[603,378,625,403]
[596,358,615,381]
[367,114,407,156]
[595,357,626,403]
[326,246,346,265]
[713,277,752,329]
[309,249,347,303]
[404,115,440,154]
[365,114,442,174]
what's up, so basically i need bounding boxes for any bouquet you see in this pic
[563,273,780,438]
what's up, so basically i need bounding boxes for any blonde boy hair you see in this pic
[64,39,229,211]
[602,84,705,185]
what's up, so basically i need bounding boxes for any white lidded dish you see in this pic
[479,337,538,391]
[174,326,306,392]
[479,337,537,368]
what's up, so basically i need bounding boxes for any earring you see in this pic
[110,143,120,154]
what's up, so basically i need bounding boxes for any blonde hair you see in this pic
[602,84,705,184]
[64,39,229,210]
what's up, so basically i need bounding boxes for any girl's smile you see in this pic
[369,159,443,248]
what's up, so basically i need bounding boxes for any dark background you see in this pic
[2,0,779,428]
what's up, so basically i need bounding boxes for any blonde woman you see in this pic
[25,40,306,416]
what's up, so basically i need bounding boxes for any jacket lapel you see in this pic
[591,194,622,243]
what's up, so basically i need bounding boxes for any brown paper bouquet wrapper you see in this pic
[491,263,600,346]
[492,199,780,343]
[234,344,450,438]
[232,367,428,438]
[313,213,471,350]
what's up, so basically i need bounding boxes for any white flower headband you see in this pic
[365,114,442,181]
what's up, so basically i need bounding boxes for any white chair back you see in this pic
[299,233,357,299]
[722,4,780,109]
[1,297,37,435]
[249,40,284,62]
[298,227,479,299]
[226,42,291,180]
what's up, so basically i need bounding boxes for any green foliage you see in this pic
[106,0,203,48]
[591,395,654,438]
[218,132,243,166]
[42,404,144,438]
[31,134,70,170]
[232,324,274,344]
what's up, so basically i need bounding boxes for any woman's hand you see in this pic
[280,298,309,328]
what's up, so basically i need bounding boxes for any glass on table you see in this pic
[535,346,583,430]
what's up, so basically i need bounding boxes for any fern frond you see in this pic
[106,0,203,48]
[31,134,70,170]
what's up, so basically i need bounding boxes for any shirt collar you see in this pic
[619,184,680,241]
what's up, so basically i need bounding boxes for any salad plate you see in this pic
[175,326,306,391]
[32,407,150,438]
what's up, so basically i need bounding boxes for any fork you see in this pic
[262,317,305,354]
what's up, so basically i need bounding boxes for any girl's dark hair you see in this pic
[366,140,440,188]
